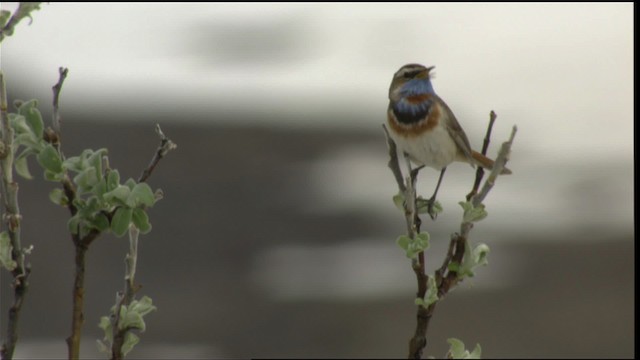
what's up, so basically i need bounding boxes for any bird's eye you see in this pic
[403,72,413,79]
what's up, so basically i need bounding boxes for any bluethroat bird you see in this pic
[387,63,511,216]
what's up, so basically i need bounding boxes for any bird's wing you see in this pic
[434,94,475,163]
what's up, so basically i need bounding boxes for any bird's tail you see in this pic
[471,150,512,175]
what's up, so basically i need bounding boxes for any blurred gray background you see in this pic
[0,3,633,359]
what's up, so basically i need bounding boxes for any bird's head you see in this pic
[388,63,436,101]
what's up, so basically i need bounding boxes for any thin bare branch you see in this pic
[0,70,31,360]
[382,126,432,358]
[382,124,406,193]
[51,67,69,153]
[467,111,497,201]
[138,124,176,183]
[471,126,517,208]
[110,226,140,360]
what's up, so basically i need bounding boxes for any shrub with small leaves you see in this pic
[396,232,430,259]
[446,338,482,359]
[97,296,157,356]
[414,276,438,309]
[6,95,169,358]
[11,99,159,240]
[448,241,490,279]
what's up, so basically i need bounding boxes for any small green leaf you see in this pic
[131,208,152,234]
[72,198,87,211]
[96,339,109,355]
[424,276,438,306]
[0,232,17,271]
[92,178,108,198]
[20,101,44,139]
[44,169,64,182]
[415,276,439,309]
[67,215,81,235]
[456,241,490,279]
[19,2,42,13]
[78,197,101,217]
[459,201,488,223]
[472,243,490,267]
[395,232,430,259]
[447,338,481,359]
[16,147,37,160]
[87,148,107,176]
[392,192,405,211]
[119,307,145,331]
[130,296,157,317]
[90,213,110,232]
[15,155,33,180]
[104,185,131,206]
[415,232,430,249]
[396,235,411,250]
[37,144,63,174]
[121,332,140,356]
[96,339,111,355]
[469,344,482,359]
[111,207,132,237]
[447,338,466,359]
[124,178,136,190]
[49,188,68,206]
[128,182,155,207]
[97,315,113,353]
[62,155,84,173]
[9,113,30,134]
[73,167,100,194]
[107,170,120,191]
[14,132,42,150]
[98,315,112,333]
[14,148,38,180]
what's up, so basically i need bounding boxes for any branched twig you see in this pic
[50,68,75,218]
[0,2,42,44]
[470,126,516,208]
[53,68,174,358]
[51,67,69,148]
[404,154,430,359]
[434,124,517,344]
[382,125,430,359]
[384,115,516,359]
[440,113,513,292]
[109,127,175,359]
[138,124,177,183]
[0,71,31,360]
[46,67,87,360]
[382,125,406,193]
[439,125,516,291]
[467,111,496,201]
[110,226,140,360]
[52,67,100,360]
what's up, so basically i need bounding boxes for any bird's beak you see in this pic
[416,66,435,79]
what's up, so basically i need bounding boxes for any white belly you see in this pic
[391,125,458,170]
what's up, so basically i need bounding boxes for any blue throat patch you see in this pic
[391,79,435,124]
[400,78,435,97]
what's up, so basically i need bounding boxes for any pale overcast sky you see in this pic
[1,2,634,233]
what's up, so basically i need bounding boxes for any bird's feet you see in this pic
[426,197,438,220]
[416,196,442,220]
